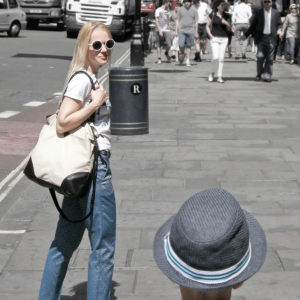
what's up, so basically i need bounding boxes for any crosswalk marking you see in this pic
[23,101,46,107]
[0,111,19,118]
[0,230,26,234]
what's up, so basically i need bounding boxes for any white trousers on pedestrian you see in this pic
[210,37,228,77]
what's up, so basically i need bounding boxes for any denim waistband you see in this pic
[97,150,111,158]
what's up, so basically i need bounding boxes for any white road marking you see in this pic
[23,101,46,107]
[0,230,26,234]
[0,111,19,118]
[0,171,24,203]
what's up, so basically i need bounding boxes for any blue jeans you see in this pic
[287,37,300,61]
[38,153,116,300]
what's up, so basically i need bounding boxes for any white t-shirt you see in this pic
[155,6,171,32]
[64,69,111,151]
[197,2,212,24]
[232,2,252,25]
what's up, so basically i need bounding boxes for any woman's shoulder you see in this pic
[65,71,95,100]
[68,71,95,88]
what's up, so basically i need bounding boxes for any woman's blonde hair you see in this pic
[61,22,111,97]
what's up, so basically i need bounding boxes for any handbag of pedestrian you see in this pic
[24,70,98,223]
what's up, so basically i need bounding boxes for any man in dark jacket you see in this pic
[243,0,282,82]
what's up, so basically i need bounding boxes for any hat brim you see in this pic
[153,210,267,291]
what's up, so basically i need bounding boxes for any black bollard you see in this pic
[109,67,149,135]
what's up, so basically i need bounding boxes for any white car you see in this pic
[0,0,26,37]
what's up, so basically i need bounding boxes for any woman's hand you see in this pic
[90,85,108,110]
[221,18,231,31]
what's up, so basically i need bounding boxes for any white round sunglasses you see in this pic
[88,39,115,51]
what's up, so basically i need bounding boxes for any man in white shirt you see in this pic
[155,0,172,64]
[232,0,252,59]
[243,0,282,82]
[195,0,212,60]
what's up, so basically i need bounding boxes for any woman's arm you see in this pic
[206,17,214,39]
[57,86,107,134]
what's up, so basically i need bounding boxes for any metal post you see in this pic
[130,0,144,66]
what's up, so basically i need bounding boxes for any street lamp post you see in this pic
[130,0,144,66]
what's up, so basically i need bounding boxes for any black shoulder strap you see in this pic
[67,70,96,91]
[58,70,97,114]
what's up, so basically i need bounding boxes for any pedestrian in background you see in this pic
[280,3,300,64]
[170,1,182,63]
[195,0,212,60]
[38,21,116,300]
[176,0,199,66]
[206,0,232,83]
[232,0,252,59]
[243,0,282,82]
[225,0,234,58]
[193,0,202,62]
[155,0,172,64]
[154,188,267,300]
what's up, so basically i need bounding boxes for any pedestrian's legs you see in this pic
[86,154,116,300]
[256,40,266,77]
[38,199,86,300]
[217,37,228,78]
[234,25,242,57]
[241,25,249,56]
[295,38,300,61]
[186,47,191,60]
[157,47,162,60]
[287,37,295,61]
[263,39,275,79]
[210,37,219,75]
[178,32,186,64]
[156,31,162,62]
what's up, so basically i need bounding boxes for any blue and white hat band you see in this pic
[164,233,252,285]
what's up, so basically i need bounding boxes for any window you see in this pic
[8,0,18,8]
[0,0,8,9]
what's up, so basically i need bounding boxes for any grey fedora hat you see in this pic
[153,188,267,291]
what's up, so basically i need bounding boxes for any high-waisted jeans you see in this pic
[287,37,300,61]
[38,153,116,300]
[210,37,228,77]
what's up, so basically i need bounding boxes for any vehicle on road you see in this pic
[64,0,135,39]
[141,0,156,15]
[0,0,26,37]
[19,0,65,30]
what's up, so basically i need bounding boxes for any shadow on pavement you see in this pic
[61,280,119,300]
[13,53,72,60]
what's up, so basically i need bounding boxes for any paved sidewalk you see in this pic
[1,48,300,300]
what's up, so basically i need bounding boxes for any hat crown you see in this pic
[170,189,249,271]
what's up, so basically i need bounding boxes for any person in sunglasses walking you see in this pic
[38,22,116,300]
[242,0,282,82]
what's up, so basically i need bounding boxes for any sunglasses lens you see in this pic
[106,39,115,49]
[92,41,102,50]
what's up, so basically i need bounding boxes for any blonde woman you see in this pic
[206,0,232,83]
[38,22,116,300]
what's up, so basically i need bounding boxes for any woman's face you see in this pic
[87,28,111,73]
[217,1,225,11]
